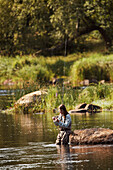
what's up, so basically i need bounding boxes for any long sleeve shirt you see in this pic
[53,113,71,130]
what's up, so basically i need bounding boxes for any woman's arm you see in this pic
[58,114,71,129]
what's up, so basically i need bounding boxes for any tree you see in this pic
[83,0,113,48]
[11,0,53,54]
[48,0,113,51]
[0,0,113,56]
[0,0,15,55]
[0,0,52,55]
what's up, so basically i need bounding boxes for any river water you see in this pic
[0,110,113,170]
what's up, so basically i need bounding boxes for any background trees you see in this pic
[0,0,113,56]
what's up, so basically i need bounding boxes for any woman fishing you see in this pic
[52,104,71,145]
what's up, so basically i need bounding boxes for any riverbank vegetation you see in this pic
[70,54,113,85]
[1,52,113,85]
[1,52,113,112]
[34,83,113,112]
[1,0,113,112]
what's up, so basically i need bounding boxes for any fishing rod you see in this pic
[62,34,68,104]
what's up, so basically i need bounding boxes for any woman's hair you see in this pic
[59,104,68,116]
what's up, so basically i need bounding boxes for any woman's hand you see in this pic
[52,117,56,120]
[56,118,59,122]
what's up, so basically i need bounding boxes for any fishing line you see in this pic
[62,35,67,104]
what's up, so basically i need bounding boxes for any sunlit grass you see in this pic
[43,83,113,112]
[1,52,113,85]
[1,51,113,112]
[70,53,113,85]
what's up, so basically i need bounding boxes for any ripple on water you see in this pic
[0,142,60,169]
[2,142,113,170]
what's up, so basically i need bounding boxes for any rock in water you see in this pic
[14,90,47,113]
[69,128,113,145]
[69,103,102,114]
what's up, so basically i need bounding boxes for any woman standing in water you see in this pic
[52,104,71,145]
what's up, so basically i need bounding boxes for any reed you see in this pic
[43,83,113,112]
[2,82,113,112]
[1,53,113,112]
[43,85,80,112]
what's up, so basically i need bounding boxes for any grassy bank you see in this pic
[1,52,113,112]
[10,83,113,113]
[1,52,113,86]
[0,52,90,84]
[70,53,113,85]
[43,83,113,111]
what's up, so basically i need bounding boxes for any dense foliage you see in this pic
[0,0,113,56]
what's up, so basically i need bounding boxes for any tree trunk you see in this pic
[82,15,112,49]
[97,27,112,48]
[77,25,112,49]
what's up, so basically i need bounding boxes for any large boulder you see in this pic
[14,90,47,113]
[69,103,102,113]
[69,128,113,145]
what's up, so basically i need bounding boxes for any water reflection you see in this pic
[70,144,113,170]
[0,112,57,148]
[71,111,113,130]
[1,111,113,169]
[56,144,113,170]
[56,145,73,170]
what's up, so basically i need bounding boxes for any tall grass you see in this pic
[43,85,81,111]
[2,82,113,112]
[1,52,113,86]
[0,53,82,84]
[1,52,113,112]
[0,55,53,83]
[43,83,113,112]
[70,54,113,85]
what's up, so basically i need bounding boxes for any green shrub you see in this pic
[78,86,97,103]
[15,64,52,83]
[96,84,112,99]
[0,57,14,81]
[78,84,113,104]
[70,54,113,85]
